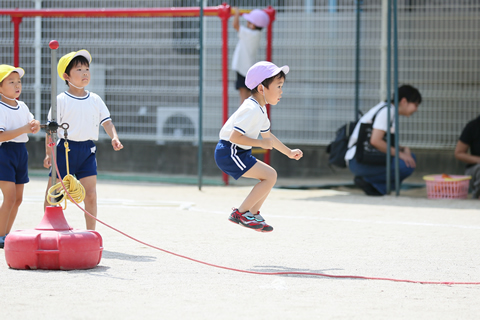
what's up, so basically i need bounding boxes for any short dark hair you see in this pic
[393,84,422,105]
[64,55,90,85]
[251,71,286,94]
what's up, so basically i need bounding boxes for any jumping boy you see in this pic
[232,8,270,104]
[43,50,123,230]
[214,61,303,232]
[0,65,41,248]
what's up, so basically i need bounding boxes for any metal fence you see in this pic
[1,1,479,149]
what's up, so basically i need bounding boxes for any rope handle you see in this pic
[46,134,85,208]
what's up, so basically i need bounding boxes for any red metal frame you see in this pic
[0,4,276,186]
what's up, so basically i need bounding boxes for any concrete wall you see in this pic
[26,139,466,180]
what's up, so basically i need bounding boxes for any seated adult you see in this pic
[344,85,422,195]
[454,116,480,199]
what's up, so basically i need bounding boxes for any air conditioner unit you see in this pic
[156,107,199,145]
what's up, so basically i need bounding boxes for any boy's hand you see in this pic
[30,120,41,134]
[289,149,303,160]
[43,155,51,169]
[111,138,123,151]
[260,138,273,150]
[399,152,416,168]
[232,7,239,15]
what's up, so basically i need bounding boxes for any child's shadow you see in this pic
[102,250,157,262]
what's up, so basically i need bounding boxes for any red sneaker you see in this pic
[228,208,264,230]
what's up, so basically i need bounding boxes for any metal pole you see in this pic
[218,3,230,185]
[197,0,204,191]
[393,0,400,195]
[354,0,361,121]
[34,0,42,134]
[11,17,22,67]
[385,0,392,194]
[49,40,58,189]
[264,6,275,166]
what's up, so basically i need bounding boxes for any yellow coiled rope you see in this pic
[46,140,86,209]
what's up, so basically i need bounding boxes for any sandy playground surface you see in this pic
[1,176,480,319]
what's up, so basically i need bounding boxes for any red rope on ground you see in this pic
[49,144,480,286]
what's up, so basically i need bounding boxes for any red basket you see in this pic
[423,174,471,199]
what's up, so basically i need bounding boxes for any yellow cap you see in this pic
[0,64,25,83]
[57,50,92,80]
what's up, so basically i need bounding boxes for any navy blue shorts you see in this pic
[50,139,97,180]
[214,140,257,180]
[235,72,249,90]
[0,142,29,184]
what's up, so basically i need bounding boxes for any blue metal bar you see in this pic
[393,0,400,195]
[197,0,204,190]
[385,0,392,194]
[354,0,361,121]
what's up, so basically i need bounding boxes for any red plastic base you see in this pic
[4,206,103,270]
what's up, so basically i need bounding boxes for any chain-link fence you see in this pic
[1,1,479,149]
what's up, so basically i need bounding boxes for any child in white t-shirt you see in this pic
[215,61,303,233]
[231,8,270,104]
[43,50,123,230]
[0,65,41,248]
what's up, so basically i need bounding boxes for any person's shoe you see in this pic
[253,211,274,233]
[0,235,6,249]
[354,176,383,196]
[228,208,264,230]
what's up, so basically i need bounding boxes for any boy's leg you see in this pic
[44,177,63,208]
[0,181,17,236]
[238,160,277,213]
[79,175,97,230]
[43,178,53,209]
[465,163,480,199]
[5,184,24,234]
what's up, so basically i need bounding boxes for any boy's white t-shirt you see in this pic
[344,102,395,161]
[219,97,270,150]
[0,100,34,145]
[48,91,111,141]
[232,25,262,77]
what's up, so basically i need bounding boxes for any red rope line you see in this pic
[49,144,480,285]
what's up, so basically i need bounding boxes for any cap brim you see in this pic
[12,67,25,78]
[279,65,289,75]
[73,50,92,64]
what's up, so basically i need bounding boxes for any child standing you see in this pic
[215,61,303,232]
[43,50,123,230]
[0,65,41,248]
[231,8,270,104]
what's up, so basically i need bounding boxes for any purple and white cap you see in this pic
[243,9,270,28]
[245,61,289,90]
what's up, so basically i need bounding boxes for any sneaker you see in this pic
[354,176,383,196]
[228,209,264,230]
[253,212,274,233]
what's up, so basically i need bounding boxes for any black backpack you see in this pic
[326,120,359,168]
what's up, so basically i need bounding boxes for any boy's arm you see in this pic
[229,130,272,149]
[232,7,240,32]
[0,123,34,142]
[455,140,480,164]
[102,120,123,151]
[370,128,416,167]
[262,131,303,160]
[44,133,52,168]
